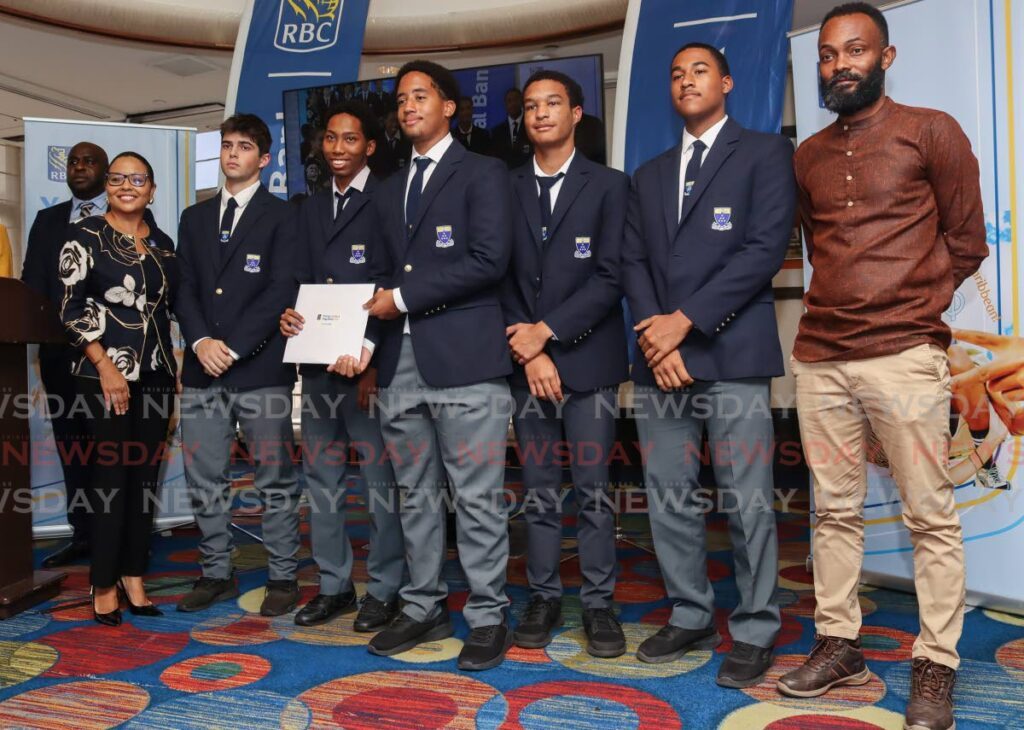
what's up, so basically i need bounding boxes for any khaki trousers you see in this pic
[792,343,965,668]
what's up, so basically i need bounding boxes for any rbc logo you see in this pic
[47,146,71,182]
[275,0,342,53]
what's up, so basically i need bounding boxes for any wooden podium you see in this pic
[0,278,68,618]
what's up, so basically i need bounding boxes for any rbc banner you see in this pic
[791,0,1024,611]
[23,118,196,536]
[612,0,793,174]
[226,0,371,198]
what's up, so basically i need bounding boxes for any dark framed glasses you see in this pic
[106,172,150,187]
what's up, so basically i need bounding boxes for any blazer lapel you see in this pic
[546,156,589,241]
[677,118,741,229]
[407,142,463,245]
[514,168,543,250]
[316,188,335,245]
[218,188,270,276]
[201,197,223,271]
[661,145,683,243]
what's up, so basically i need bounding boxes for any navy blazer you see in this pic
[622,118,795,385]
[22,200,74,305]
[370,140,513,388]
[504,154,629,392]
[292,177,387,378]
[175,186,297,390]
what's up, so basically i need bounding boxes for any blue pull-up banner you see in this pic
[612,0,794,174]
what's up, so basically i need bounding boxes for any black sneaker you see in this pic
[294,590,357,627]
[513,597,562,649]
[717,640,774,688]
[354,594,400,633]
[368,607,453,656]
[260,579,300,617]
[457,623,512,671]
[582,607,626,658]
[636,624,721,664]
[176,576,240,613]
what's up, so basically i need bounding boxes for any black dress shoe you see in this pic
[368,607,453,656]
[294,590,357,627]
[513,597,562,649]
[42,541,89,569]
[458,623,512,671]
[117,582,164,617]
[260,580,300,617]
[177,576,241,612]
[717,641,774,688]
[91,588,122,627]
[636,624,721,664]
[353,594,400,632]
[582,607,626,658]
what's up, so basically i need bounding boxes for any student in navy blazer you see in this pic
[502,70,628,658]
[174,115,301,618]
[359,61,515,672]
[278,101,405,633]
[623,44,794,686]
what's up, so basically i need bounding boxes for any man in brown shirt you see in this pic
[776,5,987,730]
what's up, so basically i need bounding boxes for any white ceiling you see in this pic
[0,0,886,139]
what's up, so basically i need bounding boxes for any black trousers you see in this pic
[38,345,93,544]
[78,372,175,588]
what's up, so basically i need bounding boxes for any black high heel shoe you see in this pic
[117,580,164,616]
[91,586,122,627]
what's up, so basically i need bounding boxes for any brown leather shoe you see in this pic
[904,657,956,730]
[777,635,872,697]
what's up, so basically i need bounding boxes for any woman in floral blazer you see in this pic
[58,151,177,625]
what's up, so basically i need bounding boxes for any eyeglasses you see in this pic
[106,173,150,187]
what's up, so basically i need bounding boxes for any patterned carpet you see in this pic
[6,465,1024,729]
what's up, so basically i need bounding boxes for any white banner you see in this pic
[23,118,197,536]
[791,0,1024,611]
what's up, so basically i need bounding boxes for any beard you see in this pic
[819,58,886,116]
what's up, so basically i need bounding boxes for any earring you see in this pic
[149,198,154,205]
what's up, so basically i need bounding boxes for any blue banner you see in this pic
[613,0,793,174]
[227,0,371,198]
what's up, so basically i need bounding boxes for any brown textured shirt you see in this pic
[793,98,987,362]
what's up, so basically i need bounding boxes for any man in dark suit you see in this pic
[372,110,411,179]
[490,87,532,168]
[453,97,491,155]
[502,70,628,657]
[623,44,794,686]
[354,60,515,671]
[278,101,405,632]
[174,114,301,617]
[21,141,109,568]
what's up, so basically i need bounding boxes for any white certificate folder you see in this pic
[283,283,375,364]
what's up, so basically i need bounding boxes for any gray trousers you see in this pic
[180,385,300,581]
[301,370,404,599]
[379,336,512,628]
[634,380,781,649]
[512,386,617,608]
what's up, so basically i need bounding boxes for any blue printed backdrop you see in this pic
[228,0,370,198]
[615,0,793,174]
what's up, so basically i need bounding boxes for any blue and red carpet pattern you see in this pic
[6,468,1024,729]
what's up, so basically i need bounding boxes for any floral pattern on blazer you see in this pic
[58,216,178,381]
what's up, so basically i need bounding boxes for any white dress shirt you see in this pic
[393,133,455,332]
[533,149,576,211]
[677,114,729,223]
[332,165,370,217]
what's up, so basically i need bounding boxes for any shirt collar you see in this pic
[221,179,261,209]
[71,191,107,213]
[533,149,576,179]
[681,114,729,155]
[333,165,371,196]
[509,113,523,128]
[838,96,895,131]
[413,133,454,167]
